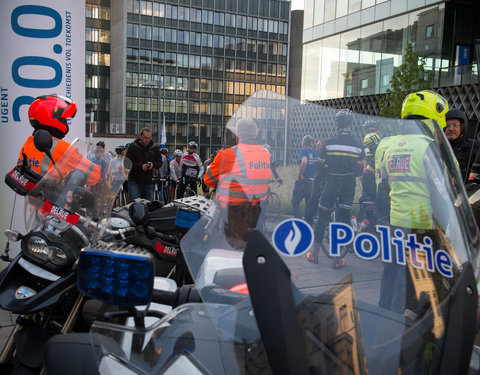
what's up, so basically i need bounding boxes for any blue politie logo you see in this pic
[272,218,314,256]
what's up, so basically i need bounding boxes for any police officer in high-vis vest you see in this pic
[204,118,271,248]
[18,94,100,186]
[377,90,452,318]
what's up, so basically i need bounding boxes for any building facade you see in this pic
[85,0,290,161]
[286,0,480,163]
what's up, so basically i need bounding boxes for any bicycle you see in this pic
[153,178,169,203]
[265,180,281,218]
[113,183,129,208]
[182,177,198,198]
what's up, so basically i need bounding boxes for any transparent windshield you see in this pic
[178,90,480,373]
[25,139,126,242]
[91,90,479,374]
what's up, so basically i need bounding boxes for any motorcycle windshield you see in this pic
[25,139,126,240]
[90,90,480,374]
[179,90,480,373]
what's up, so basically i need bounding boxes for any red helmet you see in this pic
[28,94,77,139]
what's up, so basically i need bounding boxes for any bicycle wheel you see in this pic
[266,192,281,217]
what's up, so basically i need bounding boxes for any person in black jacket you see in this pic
[306,110,364,268]
[444,108,479,183]
[126,127,162,201]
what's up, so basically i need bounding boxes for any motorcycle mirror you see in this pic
[129,202,149,226]
[4,230,22,242]
[33,129,53,153]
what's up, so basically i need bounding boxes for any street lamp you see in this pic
[140,79,164,144]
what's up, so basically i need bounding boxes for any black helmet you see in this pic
[115,145,126,155]
[446,108,468,134]
[160,148,169,155]
[335,110,353,129]
[363,120,379,134]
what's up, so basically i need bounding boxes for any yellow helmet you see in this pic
[363,133,381,152]
[401,90,448,135]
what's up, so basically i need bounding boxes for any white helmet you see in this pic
[174,149,183,157]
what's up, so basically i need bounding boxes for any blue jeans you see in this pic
[128,181,153,201]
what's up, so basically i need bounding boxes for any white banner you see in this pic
[0,1,85,252]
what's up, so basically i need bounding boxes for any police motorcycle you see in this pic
[45,91,480,374]
[0,130,206,373]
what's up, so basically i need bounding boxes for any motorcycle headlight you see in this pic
[22,233,75,272]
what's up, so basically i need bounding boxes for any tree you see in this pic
[379,44,433,118]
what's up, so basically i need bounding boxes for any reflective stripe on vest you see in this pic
[207,166,218,184]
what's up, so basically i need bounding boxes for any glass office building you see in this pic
[301,0,447,101]
[102,0,290,161]
[85,0,112,135]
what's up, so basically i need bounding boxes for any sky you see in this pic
[291,0,304,10]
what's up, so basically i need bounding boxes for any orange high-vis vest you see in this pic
[204,144,271,206]
[18,136,100,186]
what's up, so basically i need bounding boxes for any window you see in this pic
[153,3,164,17]
[177,77,188,90]
[153,27,164,42]
[361,78,368,89]
[126,96,138,111]
[339,305,348,332]
[178,30,189,44]
[177,100,187,113]
[127,0,140,14]
[178,6,189,21]
[166,5,177,19]
[214,12,224,26]
[140,25,151,40]
[127,48,139,62]
[165,29,177,43]
[177,53,188,68]
[139,49,151,63]
[127,24,139,38]
[140,1,152,16]
[214,35,224,48]
[426,25,434,38]
[152,51,164,65]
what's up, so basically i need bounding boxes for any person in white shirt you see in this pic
[177,141,203,197]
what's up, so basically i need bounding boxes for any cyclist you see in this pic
[177,141,203,197]
[153,148,170,203]
[305,139,327,225]
[363,119,379,135]
[443,108,479,182]
[291,135,317,219]
[359,132,381,232]
[17,94,100,185]
[306,110,364,268]
[109,145,128,204]
[169,149,183,200]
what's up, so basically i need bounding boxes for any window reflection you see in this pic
[302,5,445,101]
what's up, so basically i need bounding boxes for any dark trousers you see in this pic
[177,177,197,198]
[291,178,313,219]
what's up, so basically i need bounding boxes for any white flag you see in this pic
[160,116,166,146]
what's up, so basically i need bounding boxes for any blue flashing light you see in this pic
[175,209,200,229]
[78,248,154,306]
